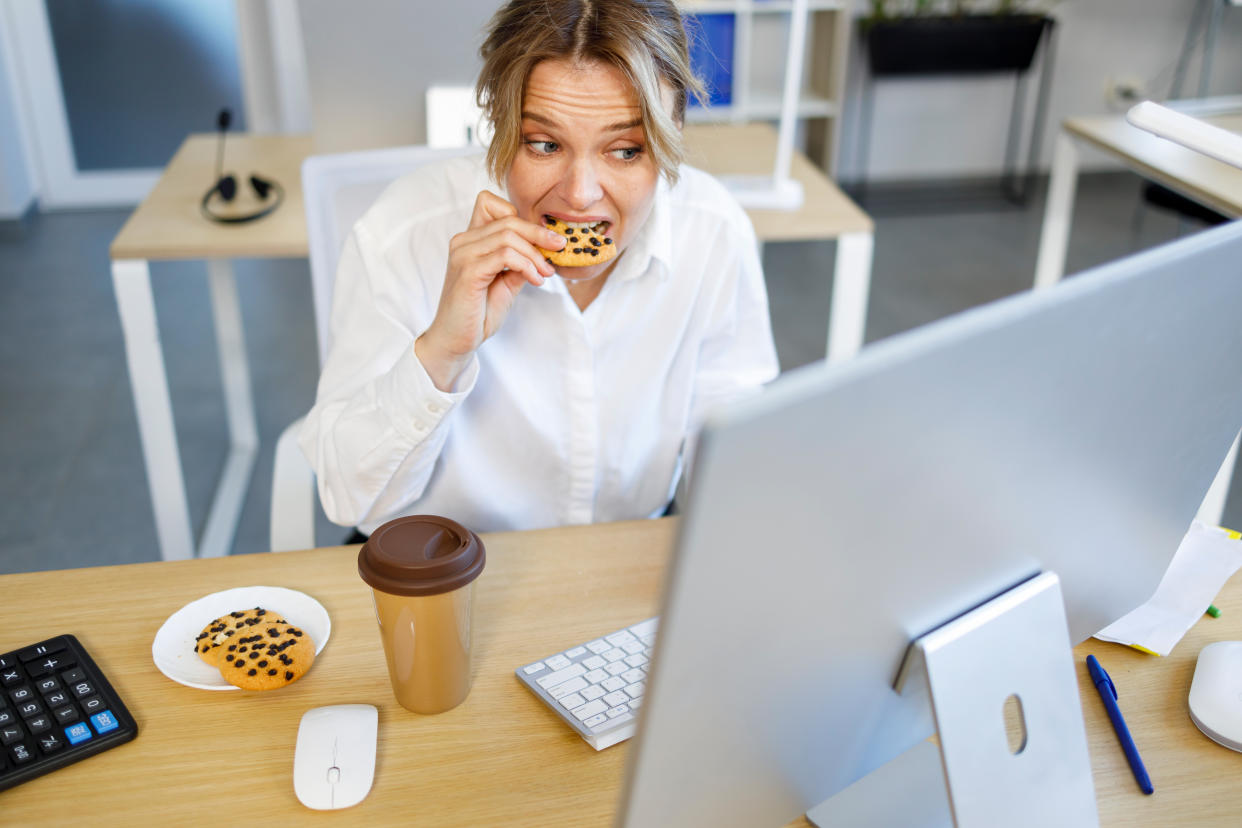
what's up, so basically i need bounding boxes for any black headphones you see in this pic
[200,108,285,225]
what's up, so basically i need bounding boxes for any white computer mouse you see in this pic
[1188,640,1242,752]
[293,704,379,810]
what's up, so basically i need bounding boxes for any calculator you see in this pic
[0,634,138,791]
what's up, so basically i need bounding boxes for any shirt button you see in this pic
[427,402,442,414]
[413,421,428,432]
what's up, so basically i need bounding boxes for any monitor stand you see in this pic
[807,572,1099,827]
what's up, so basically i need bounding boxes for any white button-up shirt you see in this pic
[299,153,778,534]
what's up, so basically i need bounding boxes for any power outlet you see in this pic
[1106,76,1148,111]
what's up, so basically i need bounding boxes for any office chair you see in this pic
[269,144,481,552]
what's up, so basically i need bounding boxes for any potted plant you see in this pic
[862,1,1056,76]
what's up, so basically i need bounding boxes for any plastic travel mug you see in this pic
[357,515,486,714]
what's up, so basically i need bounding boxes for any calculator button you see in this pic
[64,722,92,745]
[35,677,59,694]
[89,711,119,735]
[52,706,79,725]
[27,656,73,678]
[9,686,34,704]
[61,668,86,685]
[0,710,14,727]
[17,701,42,719]
[69,681,95,700]
[9,743,35,765]
[44,690,70,708]
[79,696,105,716]
[0,726,23,746]
[0,669,22,687]
[0,655,14,670]
[36,732,65,755]
[18,641,65,663]
[25,716,50,736]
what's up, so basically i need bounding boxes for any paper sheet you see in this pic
[1093,522,1242,656]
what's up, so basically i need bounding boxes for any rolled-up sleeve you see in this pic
[298,222,477,527]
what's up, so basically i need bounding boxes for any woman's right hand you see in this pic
[415,191,565,391]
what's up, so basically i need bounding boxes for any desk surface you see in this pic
[109,124,870,262]
[3,518,1238,825]
[1064,112,1242,218]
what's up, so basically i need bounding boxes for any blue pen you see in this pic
[1086,654,1154,795]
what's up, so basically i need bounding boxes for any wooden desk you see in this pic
[2,518,1240,824]
[110,126,873,564]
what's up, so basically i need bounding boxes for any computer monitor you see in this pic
[618,220,1242,826]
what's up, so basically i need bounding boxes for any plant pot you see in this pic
[864,15,1052,76]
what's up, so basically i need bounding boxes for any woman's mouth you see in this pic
[545,215,611,236]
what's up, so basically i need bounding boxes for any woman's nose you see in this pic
[563,158,603,210]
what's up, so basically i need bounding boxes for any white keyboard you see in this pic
[515,617,657,750]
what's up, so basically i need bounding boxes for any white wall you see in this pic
[837,0,1242,182]
[0,6,36,220]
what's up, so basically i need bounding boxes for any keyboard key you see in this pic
[64,722,92,746]
[0,655,14,670]
[604,691,630,707]
[605,662,627,676]
[43,691,70,708]
[606,703,630,717]
[60,668,86,685]
[585,639,610,654]
[90,711,119,735]
[522,662,547,675]
[583,669,609,684]
[602,648,627,663]
[0,669,22,687]
[79,696,106,716]
[605,631,636,646]
[581,685,606,701]
[625,682,645,699]
[629,696,643,711]
[565,647,587,658]
[535,663,586,690]
[592,712,633,732]
[571,699,607,721]
[9,743,34,765]
[69,681,95,700]
[52,706,78,725]
[18,642,65,663]
[36,733,65,755]
[25,716,50,736]
[548,677,587,700]
[35,677,59,694]
[582,655,607,671]
[9,686,33,704]
[0,727,23,746]
[620,668,644,684]
[17,701,41,719]
[558,693,586,710]
[628,618,658,638]
[26,656,73,678]
[602,675,626,692]
[583,713,608,728]
[621,641,645,655]
[624,653,648,668]
[545,654,572,671]
[0,711,13,727]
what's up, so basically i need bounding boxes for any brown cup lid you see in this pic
[357,515,485,596]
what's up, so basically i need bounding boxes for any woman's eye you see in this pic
[527,140,558,155]
[610,146,642,161]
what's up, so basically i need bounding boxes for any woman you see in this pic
[299,0,779,536]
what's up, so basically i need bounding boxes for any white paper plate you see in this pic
[152,586,331,690]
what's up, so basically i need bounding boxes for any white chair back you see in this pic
[301,145,482,367]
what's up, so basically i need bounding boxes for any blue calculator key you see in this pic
[64,722,92,745]
[89,711,119,735]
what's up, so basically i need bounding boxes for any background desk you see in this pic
[1032,111,1242,290]
[109,126,873,564]
[2,518,1240,825]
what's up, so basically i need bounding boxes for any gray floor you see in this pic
[1,173,1237,574]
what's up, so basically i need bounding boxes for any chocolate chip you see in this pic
[268,669,278,676]
[256,609,266,615]
[228,644,237,651]
[545,257,553,264]
[280,654,292,665]
[590,237,601,246]
[545,216,555,225]
[249,651,259,659]
[258,660,268,668]
[292,630,303,637]
[248,668,257,676]
[564,227,573,234]
[604,238,612,244]
[572,248,582,254]
[569,236,579,243]
[230,611,245,618]
[238,646,248,652]
[590,249,598,256]
[285,671,294,681]
[195,632,207,640]
[267,628,280,638]
[224,630,235,637]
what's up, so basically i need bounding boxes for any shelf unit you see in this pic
[678,0,852,176]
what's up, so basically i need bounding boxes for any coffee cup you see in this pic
[357,515,486,713]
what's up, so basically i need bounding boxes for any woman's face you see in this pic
[507,58,669,283]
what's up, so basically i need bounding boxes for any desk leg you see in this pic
[1032,132,1079,290]
[199,259,259,558]
[112,258,195,562]
[827,231,874,364]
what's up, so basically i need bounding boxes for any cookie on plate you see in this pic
[536,215,616,268]
[217,622,315,690]
[194,607,286,666]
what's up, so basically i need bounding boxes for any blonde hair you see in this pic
[477,0,705,186]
